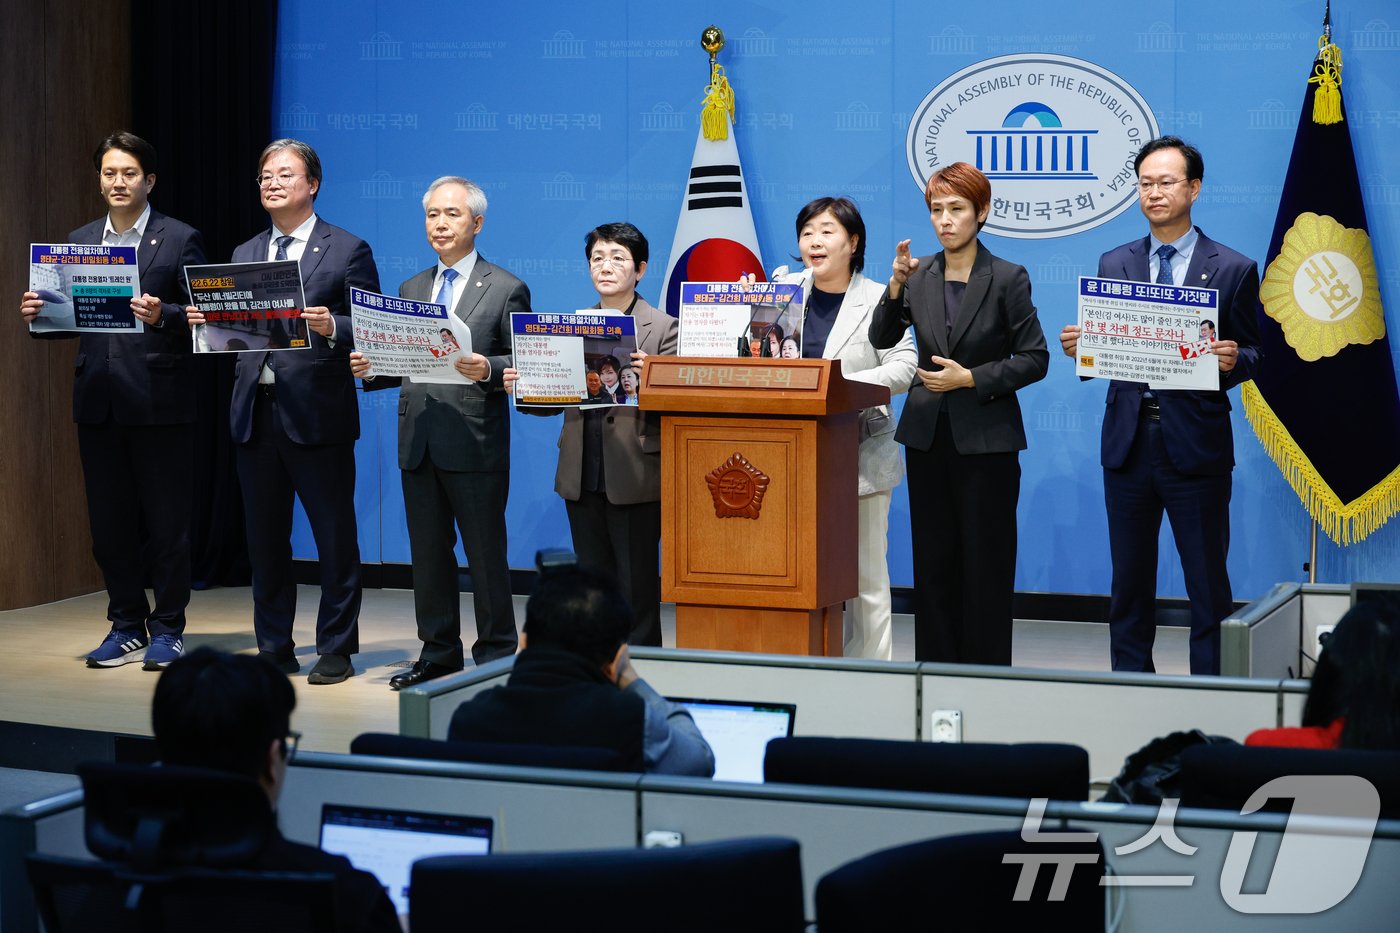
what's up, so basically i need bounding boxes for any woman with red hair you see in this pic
[869,162,1048,664]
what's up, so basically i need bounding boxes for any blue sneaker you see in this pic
[85,629,148,668]
[143,634,184,671]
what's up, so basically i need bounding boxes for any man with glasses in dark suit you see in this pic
[1060,136,1261,676]
[188,139,379,686]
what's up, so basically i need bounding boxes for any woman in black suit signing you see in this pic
[869,162,1048,664]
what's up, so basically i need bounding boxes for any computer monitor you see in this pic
[1351,582,1400,613]
[319,804,492,916]
[671,698,796,783]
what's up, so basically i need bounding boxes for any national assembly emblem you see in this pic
[704,452,770,520]
[906,54,1158,239]
[1259,211,1384,362]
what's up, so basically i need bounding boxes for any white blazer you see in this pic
[775,268,917,495]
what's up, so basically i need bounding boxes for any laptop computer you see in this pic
[671,697,797,783]
[319,804,492,916]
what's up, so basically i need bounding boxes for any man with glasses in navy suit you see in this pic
[1060,136,1261,676]
[188,139,379,686]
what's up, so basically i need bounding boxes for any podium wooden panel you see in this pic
[641,358,888,655]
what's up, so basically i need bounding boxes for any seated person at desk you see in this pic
[448,560,715,777]
[1247,601,1400,751]
[154,648,400,933]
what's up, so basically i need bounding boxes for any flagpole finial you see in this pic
[700,26,734,141]
[701,25,725,64]
[1311,10,1343,125]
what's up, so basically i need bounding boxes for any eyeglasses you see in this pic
[101,169,145,183]
[1137,179,1185,194]
[282,730,302,761]
[589,256,632,269]
[257,172,306,189]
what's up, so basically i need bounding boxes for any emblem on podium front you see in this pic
[704,452,770,520]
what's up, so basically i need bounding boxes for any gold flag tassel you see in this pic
[702,61,735,141]
[1243,381,1400,544]
[1309,33,1343,125]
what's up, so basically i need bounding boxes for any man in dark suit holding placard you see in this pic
[19,132,205,671]
[351,176,529,688]
[1060,137,1261,675]
[189,139,379,686]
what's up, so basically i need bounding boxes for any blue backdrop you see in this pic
[274,0,1400,598]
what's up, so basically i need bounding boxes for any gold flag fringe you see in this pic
[1242,380,1400,545]
[1309,34,1343,125]
[701,63,735,141]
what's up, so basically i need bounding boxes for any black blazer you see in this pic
[63,211,206,426]
[869,242,1048,453]
[227,219,380,446]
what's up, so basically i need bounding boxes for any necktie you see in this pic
[1155,244,1177,285]
[262,235,297,382]
[435,268,459,309]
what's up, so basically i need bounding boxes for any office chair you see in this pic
[817,828,1106,931]
[350,731,635,772]
[764,736,1090,800]
[1179,743,1400,818]
[27,855,336,933]
[26,762,338,933]
[410,836,804,932]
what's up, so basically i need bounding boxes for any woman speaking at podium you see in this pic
[869,164,1048,665]
[766,197,916,660]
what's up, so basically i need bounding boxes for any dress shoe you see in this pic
[307,653,354,685]
[389,659,461,691]
[257,650,300,675]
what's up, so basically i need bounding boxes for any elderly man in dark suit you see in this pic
[1061,136,1261,676]
[503,222,678,647]
[188,139,379,686]
[19,132,205,671]
[352,176,529,688]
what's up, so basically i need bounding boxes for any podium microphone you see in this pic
[736,275,775,357]
[763,266,810,357]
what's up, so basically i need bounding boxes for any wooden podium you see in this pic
[640,358,889,656]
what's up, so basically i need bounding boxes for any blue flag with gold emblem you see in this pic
[1242,17,1400,545]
